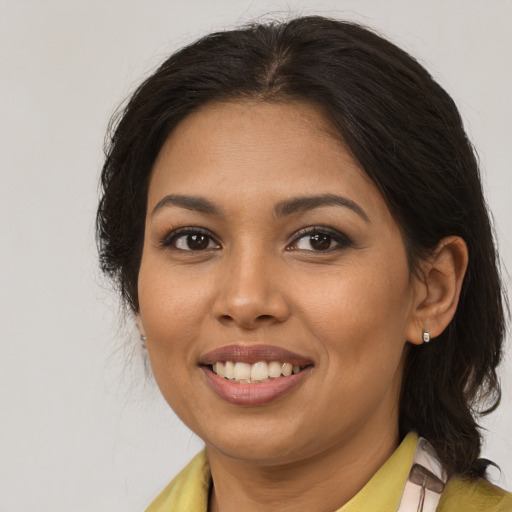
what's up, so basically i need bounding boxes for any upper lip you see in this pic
[199,344,314,366]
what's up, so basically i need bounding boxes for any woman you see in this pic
[96,16,511,512]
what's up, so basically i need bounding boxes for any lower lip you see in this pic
[201,366,312,406]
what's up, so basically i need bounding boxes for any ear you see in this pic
[406,236,468,345]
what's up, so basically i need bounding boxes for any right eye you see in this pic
[161,228,221,252]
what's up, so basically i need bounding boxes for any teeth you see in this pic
[216,362,226,378]
[212,360,305,383]
[225,361,235,379]
[234,362,251,380]
[251,361,268,381]
[281,363,293,376]
[268,361,282,378]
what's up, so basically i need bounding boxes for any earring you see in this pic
[422,331,431,343]
[140,334,147,348]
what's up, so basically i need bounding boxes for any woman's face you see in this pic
[138,100,422,465]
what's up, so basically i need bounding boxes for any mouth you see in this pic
[199,344,314,405]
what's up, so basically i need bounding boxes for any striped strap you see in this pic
[397,438,447,512]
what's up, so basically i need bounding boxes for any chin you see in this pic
[200,419,311,465]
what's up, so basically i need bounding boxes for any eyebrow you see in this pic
[152,194,222,217]
[274,194,370,222]
[151,193,369,222]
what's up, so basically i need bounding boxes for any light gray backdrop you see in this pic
[0,1,510,511]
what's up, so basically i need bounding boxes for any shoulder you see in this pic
[437,476,512,512]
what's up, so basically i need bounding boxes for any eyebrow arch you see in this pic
[274,194,370,222]
[151,193,369,222]
[151,194,222,217]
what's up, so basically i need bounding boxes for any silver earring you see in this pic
[422,331,431,343]
[140,334,147,348]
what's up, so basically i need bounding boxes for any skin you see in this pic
[137,100,467,512]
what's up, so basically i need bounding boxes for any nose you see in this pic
[211,249,291,330]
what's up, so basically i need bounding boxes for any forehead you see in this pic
[148,100,382,216]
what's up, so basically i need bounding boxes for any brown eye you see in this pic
[163,229,220,251]
[185,233,209,250]
[309,233,332,251]
[289,227,353,252]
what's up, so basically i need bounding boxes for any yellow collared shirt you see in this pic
[146,433,512,512]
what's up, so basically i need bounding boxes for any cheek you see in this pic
[296,267,411,433]
[139,256,207,332]
[137,256,212,388]
[138,262,211,422]
[297,260,413,378]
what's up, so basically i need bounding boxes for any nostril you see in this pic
[215,312,278,330]
[256,314,275,321]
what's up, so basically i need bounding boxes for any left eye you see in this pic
[289,228,352,252]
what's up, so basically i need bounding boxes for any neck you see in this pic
[207,420,400,512]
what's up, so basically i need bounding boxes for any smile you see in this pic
[211,361,304,383]
[200,344,313,405]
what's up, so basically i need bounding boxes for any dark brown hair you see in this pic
[96,16,506,478]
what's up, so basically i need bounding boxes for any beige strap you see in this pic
[397,438,447,512]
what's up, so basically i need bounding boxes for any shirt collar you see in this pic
[338,432,418,512]
[146,432,419,512]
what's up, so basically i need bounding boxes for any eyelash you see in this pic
[160,227,220,252]
[160,226,353,253]
[287,226,354,252]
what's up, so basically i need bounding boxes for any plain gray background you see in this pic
[0,1,510,510]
